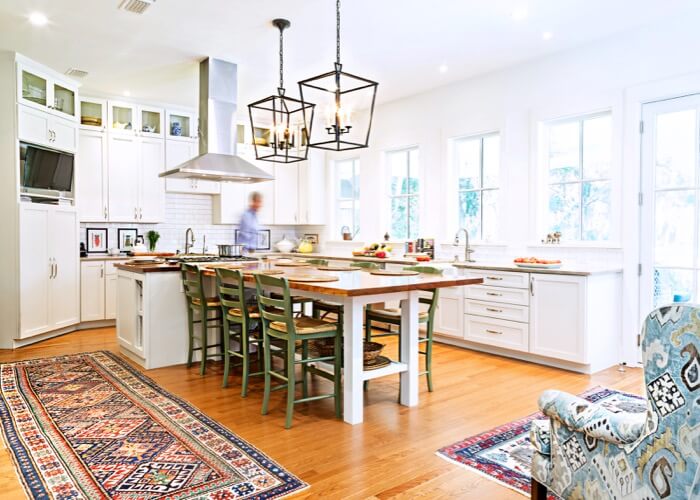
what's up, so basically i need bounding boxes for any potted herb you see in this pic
[146,230,160,252]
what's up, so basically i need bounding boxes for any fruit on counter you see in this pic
[415,255,431,262]
[375,250,387,258]
[514,257,562,264]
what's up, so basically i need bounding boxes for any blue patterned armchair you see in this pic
[530,305,700,499]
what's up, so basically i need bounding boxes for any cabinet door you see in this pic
[80,261,105,321]
[105,274,118,320]
[19,205,51,338]
[18,65,50,112]
[298,150,326,224]
[166,110,197,140]
[255,162,275,225]
[165,139,198,193]
[77,130,107,221]
[50,116,78,153]
[138,137,165,222]
[273,163,299,224]
[116,274,139,351]
[18,104,50,147]
[49,209,80,329]
[214,182,247,224]
[108,101,137,135]
[108,135,140,221]
[79,97,106,130]
[52,82,78,121]
[529,274,587,363]
[138,105,164,138]
[436,291,463,338]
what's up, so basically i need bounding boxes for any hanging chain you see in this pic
[336,0,341,65]
[279,23,284,90]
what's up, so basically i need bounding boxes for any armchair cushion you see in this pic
[538,389,647,445]
[529,419,551,455]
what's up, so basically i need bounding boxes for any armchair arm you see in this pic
[538,390,647,445]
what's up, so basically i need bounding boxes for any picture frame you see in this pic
[303,233,319,245]
[117,228,138,251]
[234,229,271,250]
[86,228,108,253]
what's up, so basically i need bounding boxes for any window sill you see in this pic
[526,242,622,250]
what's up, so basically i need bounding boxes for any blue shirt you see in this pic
[238,208,259,251]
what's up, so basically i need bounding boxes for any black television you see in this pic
[20,142,75,200]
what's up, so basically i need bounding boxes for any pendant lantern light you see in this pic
[248,19,315,163]
[298,0,378,151]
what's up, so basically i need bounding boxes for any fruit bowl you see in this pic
[363,341,384,362]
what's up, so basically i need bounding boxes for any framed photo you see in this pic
[234,229,271,250]
[86,228,108,253]
[118,228,138,251]
[303,233,319,245]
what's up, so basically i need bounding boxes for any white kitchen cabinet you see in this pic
[18,62,79,121]
[77,129,108,221]
[79,97,106,130]
[18,104,78,153]
[81,261,105,321]
[164,138,220,194]
[465,315,530,353]
[117,273,143,355]
[19,204,79,339]
[105,262,119,320]
[108,100,137,136]
[435,286,463,338]
[138,136,165,222]
[298,149,326,225]
[166,109,197,141]
[529,274,586,363]
[138,105,164,138]
[273,163,299,224]
[108,134,140,221]
[213,182,247,225]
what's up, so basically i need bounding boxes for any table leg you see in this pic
[343,296,364,424]
[400,290,419,407]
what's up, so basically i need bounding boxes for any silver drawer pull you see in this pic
[486,276,503,281]
[486,292,503,297]
[486,307,503,313]
[486,329,503,335]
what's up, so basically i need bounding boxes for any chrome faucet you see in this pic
[454,228,475,262]
[185,228,195,254]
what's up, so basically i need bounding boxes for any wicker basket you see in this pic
[363,341,384,362]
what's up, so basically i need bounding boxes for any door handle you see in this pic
[54,261,58,279]
[486,276,503,281]
[100,266,104,278]
[104,206,108,219]
[49,258,54,279]
[486,329,503,335]
[529,277,534,296]
[139,207,143,220]
[486,307,503,313]
[486,292,503,297]
[134,207,138,219]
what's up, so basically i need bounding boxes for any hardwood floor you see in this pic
[0,328,643,499]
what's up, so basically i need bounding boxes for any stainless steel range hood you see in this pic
[159,58,273,183]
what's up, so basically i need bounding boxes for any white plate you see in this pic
[514,262,562,269]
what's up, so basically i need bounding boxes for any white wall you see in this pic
[327,12,700,364]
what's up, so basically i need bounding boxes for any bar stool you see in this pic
[180,263,224,375]
[364,265,441,391]
[255,273,342,429]
[305,258,329,266]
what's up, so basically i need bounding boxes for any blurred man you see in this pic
[238,192,262,253]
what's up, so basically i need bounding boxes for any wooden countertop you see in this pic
[116,260,482,296]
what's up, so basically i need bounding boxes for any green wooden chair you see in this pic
[255,273,342,429]
[351,261,382,269]
[305,258,329,266]
[216,268,280,396]
[364,265,441,392]
[180,263,224,375]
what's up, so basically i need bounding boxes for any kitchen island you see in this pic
[114,259,482,424]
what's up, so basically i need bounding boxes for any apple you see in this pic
[375,251,387,258]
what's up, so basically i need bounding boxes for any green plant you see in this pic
[146,230,160,252]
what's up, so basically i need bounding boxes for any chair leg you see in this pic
[222,318,231,388]
[285,340,296,429]
[199,307,208,375]
[186,308,194,368]
[241,323,250,398]
[425,337,434,393]
[301,340,309,399]
[364,316,371,392]
[530,478,547,500]
[334,332,342,419]
[261,332,272,416]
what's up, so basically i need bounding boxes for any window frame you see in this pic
[453,132,501,242]
[334,157,360,238]
[386,147,420,240]
[540,110,614,242]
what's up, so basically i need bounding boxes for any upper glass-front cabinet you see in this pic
[18,64,79,121]
[166,110,197,141]
[139,105,164,138]
[108,101,136,135]
[80,97,106,129]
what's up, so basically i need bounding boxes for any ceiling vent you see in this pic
[65,68,88,78]
[118,0,156,14]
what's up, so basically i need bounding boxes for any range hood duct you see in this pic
[159,58,273,183]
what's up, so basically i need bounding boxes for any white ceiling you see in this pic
[0,0,697,109]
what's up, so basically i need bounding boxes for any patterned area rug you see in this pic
[436,387,646,498]
[0,351,307,499]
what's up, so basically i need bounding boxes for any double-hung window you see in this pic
[543,112,612,241]
[335,158,360,237]
[455,133,500,241]
[388,148,420,240]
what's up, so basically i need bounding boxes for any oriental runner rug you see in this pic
[436,387,645,498]
[0,351,307,499]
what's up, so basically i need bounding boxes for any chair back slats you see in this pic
[254,274,295,331]
[305,259,329,266]
[215,268,245,311]
[351,261,380,269]
[180,263,205,304]
[404,265,441,317]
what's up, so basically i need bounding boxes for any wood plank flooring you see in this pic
[0,328,643,499]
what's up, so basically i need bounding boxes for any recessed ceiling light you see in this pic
[542,32,553,41]
[123,90,131,97]
[439,64,448,74]
[510,7,528,21]
[28,12,48,26]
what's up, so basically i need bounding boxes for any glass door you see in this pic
[640,94,700,317]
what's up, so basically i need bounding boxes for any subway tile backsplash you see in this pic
[81,193,316,253]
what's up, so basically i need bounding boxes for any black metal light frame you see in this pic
[248,18,315,164]
[298,0,378,151]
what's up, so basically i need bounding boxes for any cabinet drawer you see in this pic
[465,299,529,323]
[462,269,529,289]
[465,285,529,306]
[464,315,529,352]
